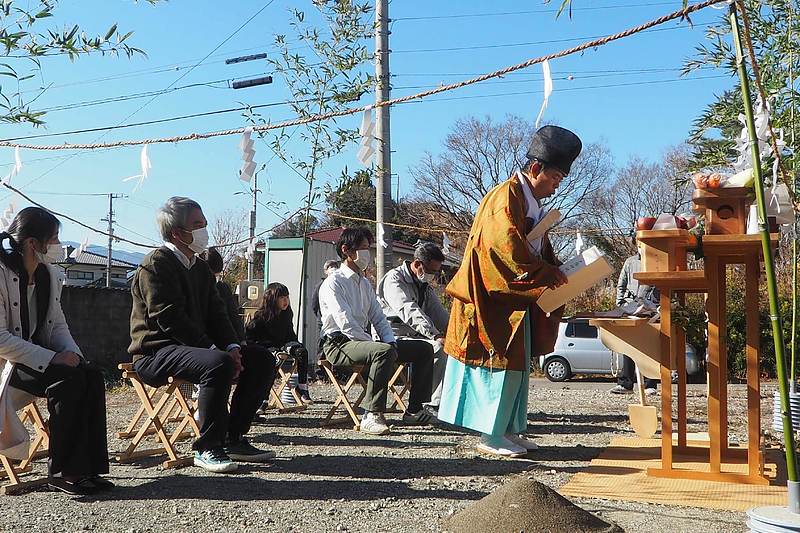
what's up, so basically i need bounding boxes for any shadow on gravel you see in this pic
[250,434,456,449]
[76,476,489,502]
[276,455,532,479]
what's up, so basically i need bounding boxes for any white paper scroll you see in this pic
[442,232,451,255]
[574,230,584,257]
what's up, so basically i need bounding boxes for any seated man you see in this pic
[129,196,276,473]
[377,242,449,416]
[318,227,434,435]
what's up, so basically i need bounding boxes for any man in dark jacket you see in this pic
[129,197,275,473]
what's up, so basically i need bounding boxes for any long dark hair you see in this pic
[253,282,290,323]
[0,207,61,270]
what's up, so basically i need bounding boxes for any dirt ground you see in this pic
[0,377,775,533]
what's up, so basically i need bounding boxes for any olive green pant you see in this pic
[322,336,397,413]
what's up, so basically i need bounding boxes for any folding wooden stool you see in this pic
[1,402,50,495]
[387,363,410,413]
[318,359,367,431]
[268,352,307,413]
[115,363,199,469]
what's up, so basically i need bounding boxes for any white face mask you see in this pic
[418,271,436,284]
[36,243,63,264]
[353,249,371,271]
[182,227,209,254]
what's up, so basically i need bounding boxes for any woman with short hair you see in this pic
[0,207,110,494]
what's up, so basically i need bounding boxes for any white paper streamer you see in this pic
[122,144,152,192]
[357,109,375,167]
[245,237,256,260]
[442,232,451,255]
[240,127,256,182]
[376,222,389,249]
[0,202,15,231]
[534,60,553,129]
[2,147,23,185]
[574,230,584,256]
[70,235,90,259]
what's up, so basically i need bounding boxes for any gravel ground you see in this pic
[0,377,778,533]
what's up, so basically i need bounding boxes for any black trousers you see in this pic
[617,354,657,390]
[284,344,309,385]
[396,338,434,413]
[9,361,109,478]
[134,344,276,452]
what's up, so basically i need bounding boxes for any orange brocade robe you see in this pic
[443,173,564,372]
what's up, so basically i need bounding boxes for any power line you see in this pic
[38,73,270,113]
[0,97,321,142]
[393,23,713,54]
[392,66,716,77]
[17,40,304,96]
[393,2,683,21]
[398,74,731,103]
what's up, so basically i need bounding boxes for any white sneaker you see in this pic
[476,435,527,458]
[644,387,658,396]
[360,412,390,435]
[505,434,538,451]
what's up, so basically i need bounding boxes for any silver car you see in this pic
[538,318,701,382]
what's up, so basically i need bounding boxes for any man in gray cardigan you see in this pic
[377,242,449,415]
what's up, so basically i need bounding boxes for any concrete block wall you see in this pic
[60,286,133,378]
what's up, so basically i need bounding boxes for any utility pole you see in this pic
[375,0,393,280]
[100,193,125,288]
[248,172,257,281]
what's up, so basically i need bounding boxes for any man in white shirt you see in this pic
[319,227,434,435]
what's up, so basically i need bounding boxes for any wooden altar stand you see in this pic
[592,190,777,485]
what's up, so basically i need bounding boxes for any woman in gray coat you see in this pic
[0,208,110,495]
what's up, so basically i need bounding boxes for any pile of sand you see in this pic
[444,477,622,533]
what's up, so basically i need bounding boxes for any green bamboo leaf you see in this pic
[104,23,117,41]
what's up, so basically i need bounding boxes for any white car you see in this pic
[538,318,701,382]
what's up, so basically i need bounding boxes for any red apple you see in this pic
[636,217,657,230]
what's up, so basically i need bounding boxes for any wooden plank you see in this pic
[588,317,650,328]
[636,229,690,241]
[702,233,779,257]
[659,290,673,474]
[745,255,761,478]
[676,293,687,449]
[633,271,708,291]
[647,467,770,486]
[719,260,729,456]
[706,254,722,474]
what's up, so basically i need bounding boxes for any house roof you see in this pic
[55,250,138,269]
[303,227,462,264]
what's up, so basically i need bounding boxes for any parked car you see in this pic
[538,318,702,382]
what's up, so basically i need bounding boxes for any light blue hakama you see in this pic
[437,351,529,437]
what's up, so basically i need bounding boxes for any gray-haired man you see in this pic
[129,197,276,473]
[377,242,449,415]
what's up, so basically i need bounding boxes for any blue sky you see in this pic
[0,0,735,253]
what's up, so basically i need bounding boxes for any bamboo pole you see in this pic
[730,3,798,482]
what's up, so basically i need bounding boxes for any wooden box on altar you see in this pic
[636,229,689,272]
[692,187,753,235]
